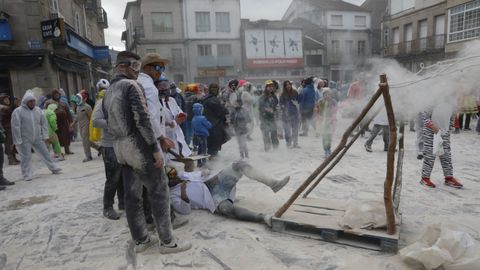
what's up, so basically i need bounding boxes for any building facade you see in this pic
[382,0,447,71]
[282,0,372,82]
[361,0,388,55]
[122,0,242,85]
[240,19,307,86]
[0,0,109,98]
[381,0,480,71]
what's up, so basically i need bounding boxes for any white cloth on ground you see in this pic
[400,223,480,270]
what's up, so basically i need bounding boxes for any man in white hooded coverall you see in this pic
[11,91,62,181]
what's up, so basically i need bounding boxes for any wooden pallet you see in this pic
[272,197,400,252]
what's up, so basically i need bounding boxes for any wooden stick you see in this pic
[380,74,397,235]
[393,122,405,212]
[275,87,384,218]
[303,107,382,198]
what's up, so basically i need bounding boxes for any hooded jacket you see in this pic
[298,83,316,111]
[45,103,58,136]
[103,75,160,171]
[11,91,49,145]
[192,103,212,137]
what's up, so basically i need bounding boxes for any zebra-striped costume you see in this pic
[421,111,454,178]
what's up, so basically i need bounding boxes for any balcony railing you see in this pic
[197,56,234,68]
[385,34,445,56]
[97,8,108,28]
[197,56,216,68]
[85,0,98,16]
[133,26,144,39]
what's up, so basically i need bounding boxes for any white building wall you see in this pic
[326,11,371,30]
[184,0,241,39]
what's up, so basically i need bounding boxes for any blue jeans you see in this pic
[186,121,193,146]
[196,135,207,166]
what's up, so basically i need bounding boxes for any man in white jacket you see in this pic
[11,91,61,181]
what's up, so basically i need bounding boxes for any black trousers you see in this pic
[102,147,124,208]
[122,162,172,243]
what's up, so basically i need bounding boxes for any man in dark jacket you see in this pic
[103,51,191,254]
[259,80,279,151]
[298,77,316,136]
[202,83,229,157]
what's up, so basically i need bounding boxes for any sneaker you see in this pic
[420,178,436,188]
[172,214,189,230]
[444,177,463,189]
[159,238,192,254]
[271,176,290,193]
[103,207,120,220]
[293,144,301,149]
[364,144,372,152]
[262,214,273,227]
[83,157,93,163]
[417,154,423,160]
[51,168,62,174]
[0,177,15,186]
[134,236,159,253]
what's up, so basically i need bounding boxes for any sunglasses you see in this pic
[149,64,166,73]
[118,60,142,72]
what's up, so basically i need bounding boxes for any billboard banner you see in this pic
[244,28,303,69]
[245,29,266,59]
[265,30,285,58]
[284,30,303,58]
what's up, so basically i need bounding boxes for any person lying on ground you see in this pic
[167,161,290,226]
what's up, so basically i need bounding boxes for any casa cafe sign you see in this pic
[41,18,65,40]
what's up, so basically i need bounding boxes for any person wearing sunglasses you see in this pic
[103,51,192,254]
[137,53,175,153]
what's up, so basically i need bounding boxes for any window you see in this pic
[332,40,340,57]
[146,49,156,53]
[151,12,173,32]
[198,44,212,56]
[404,23,413,41]
[173,74,184,83]
[49,0,59,13]
[345,40,354,55]
[216,12,230,32]
[171,48,183,67]
[217,44,232,56]
[358,41,366,56]
[355,16,367,27]
[331,15,343,26]
[392,27,400,44]
[196,12,211,32]
[75,12,81,34]
[448,1,480,42]
[306,55,323,67]
[419,20,428,50]
[86,26,92,41]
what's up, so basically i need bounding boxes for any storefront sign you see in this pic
[66,30,110,61]
[27,40,42,49]
[246,58,304,68]
[41,18,64,40]
[198,69,226,77]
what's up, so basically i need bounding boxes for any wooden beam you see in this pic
[302,107,382,198]
[393,122,405,213]
[380,74,397,235]
[275,87,384,218]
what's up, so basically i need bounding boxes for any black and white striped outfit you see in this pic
[421,111,454,178]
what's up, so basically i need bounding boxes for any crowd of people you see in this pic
[1,50,479,254]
